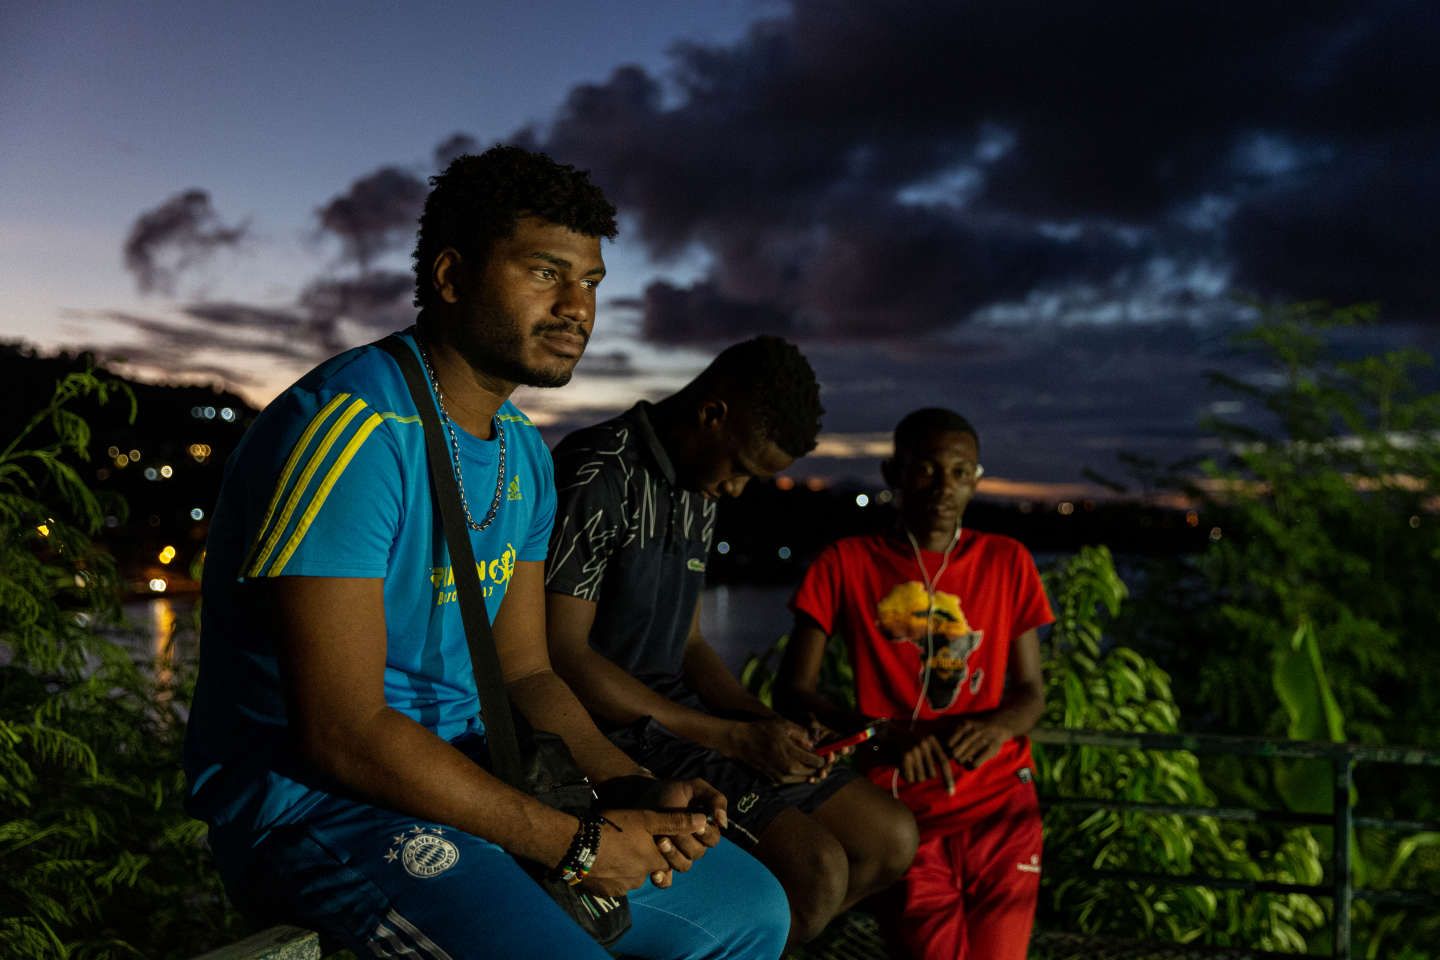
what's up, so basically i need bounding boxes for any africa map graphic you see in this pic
[876,581,985,711]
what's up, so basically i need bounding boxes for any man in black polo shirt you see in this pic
[545,336,918,946]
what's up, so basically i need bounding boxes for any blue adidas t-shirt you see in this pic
[183,330,555,851]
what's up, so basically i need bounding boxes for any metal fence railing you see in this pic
[1030,728,1440,960]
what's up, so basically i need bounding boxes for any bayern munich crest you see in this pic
[385,825,460,879]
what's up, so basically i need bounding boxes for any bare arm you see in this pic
[775,614,867,732]
[545,591,735,747]
[679,599,773,720]
[270,565,702,893]
[546,591,823,782]
[496,562,655,782]
[944,626,1046,767]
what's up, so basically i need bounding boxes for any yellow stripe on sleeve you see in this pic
[267,411,385,576]
[242,392,352,575]
[246,396,370,577]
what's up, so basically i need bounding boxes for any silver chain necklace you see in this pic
[415,335,506,532]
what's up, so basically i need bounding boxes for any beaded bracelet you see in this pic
[553,814,604,886]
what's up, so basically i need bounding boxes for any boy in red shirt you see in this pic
[782,407,1051,960]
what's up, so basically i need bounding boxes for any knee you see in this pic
[844,796,920,893]
[785,835,849,943]
[877,802,920,884]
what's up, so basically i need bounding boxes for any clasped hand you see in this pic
[580,777,725,896]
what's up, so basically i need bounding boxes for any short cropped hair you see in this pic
[411,145,618,308]
[706,336,823,458]
[893,407,980,455]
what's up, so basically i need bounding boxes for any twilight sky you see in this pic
[3,0,1437,494]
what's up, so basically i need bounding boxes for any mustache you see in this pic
[533,321,590,345]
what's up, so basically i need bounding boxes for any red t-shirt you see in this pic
[791,530,1053,834]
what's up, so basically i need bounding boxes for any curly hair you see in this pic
[893,407,980,456]
[705,336,824,458]
[411,144,618,308]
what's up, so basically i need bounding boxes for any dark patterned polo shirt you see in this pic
[545,402,716,693]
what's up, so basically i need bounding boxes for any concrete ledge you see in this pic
[188,925,322,960]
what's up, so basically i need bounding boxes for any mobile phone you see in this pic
[814,721,883,757]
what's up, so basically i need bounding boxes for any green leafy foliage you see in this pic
[1035,546,1327,952]
[1108,303,1440,955]
[0,369,245,958]
[1185,303,1439,750]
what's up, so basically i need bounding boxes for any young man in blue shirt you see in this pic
[184,145,789,959]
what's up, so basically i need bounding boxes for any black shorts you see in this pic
[608,717,858,850]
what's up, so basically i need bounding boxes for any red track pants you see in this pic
[891,782,1043,960]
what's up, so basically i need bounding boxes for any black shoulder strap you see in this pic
[376,334,525,787]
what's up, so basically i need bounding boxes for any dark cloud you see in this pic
[123,189,248,295]
[524,0,1440,343]
[641,281,798,343]
[433,132,481,171]
[315,166,427,270]
[182,302,309,334]
[298,270,415,352]
[796,321,1249,485]
[95,269,413,376]
[92,309,315,376]
[1228,132,1440,315]
[89,265,413,384]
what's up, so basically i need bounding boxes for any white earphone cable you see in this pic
[890,517,961,798]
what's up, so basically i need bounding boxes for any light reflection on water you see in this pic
[120,596,198,676]
[151,597,176,689]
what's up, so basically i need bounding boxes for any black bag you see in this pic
[509,721,630,943]
[378,335,632,946]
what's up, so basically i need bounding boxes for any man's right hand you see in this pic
[580,808,710,896]
[717,717,825,783]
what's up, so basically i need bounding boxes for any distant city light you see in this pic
[148,578,168,593]
[804,477,827,491]
[1410,515,1422,529]
[191,406,202,418]
[777,546,792,560]
[855,493,870,508]
[191,507,205,521]
[144,467,158,481]
[1209,526,1223,541]
[158,545,177,565]
[1057,501,1075,516]
[106,445,119,457]
[128,448,141,461]
[189,443,213,461]
[104,515,119,528]
[220,406,236,422]
[1186,510,1200,527]
[774,476,796,491]
[160,464,174,478]
[876,489,894,504]
[115,454,130,467]
[716,540,730,555]
[36,523,50,538]
[203,406,216,419]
